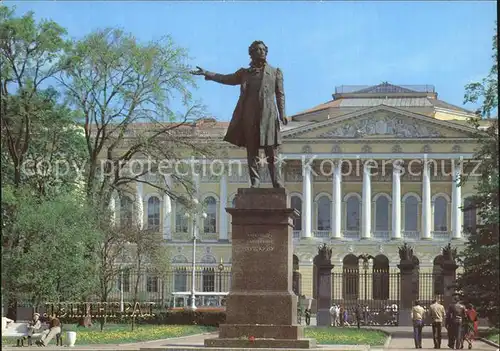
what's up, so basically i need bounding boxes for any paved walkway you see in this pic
[373,326,497,351]
[2,327,497,350]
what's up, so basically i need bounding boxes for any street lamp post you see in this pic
[119,243,129,313]
[120,270,124,313]
[185,198,207,311]
[218,258,224,292]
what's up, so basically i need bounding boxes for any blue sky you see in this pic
[6,1,497,121]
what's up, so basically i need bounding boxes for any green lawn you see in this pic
[2,324,215,346]
[2,324,387,346]
[305,327,388,346]
[478,328,499,345]
[486,333,499,343]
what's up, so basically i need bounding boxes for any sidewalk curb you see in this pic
[383,333,393,349]
[360,327,392,350]
[120,332,218,346]
[478,337,500,349]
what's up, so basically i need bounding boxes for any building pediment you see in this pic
[284,105,476,140]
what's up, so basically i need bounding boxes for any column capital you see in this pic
[421,158,434,167]
[392,166,403,176]
[362,159,378,167]
[331,159,343,166]
[392,158,405,168]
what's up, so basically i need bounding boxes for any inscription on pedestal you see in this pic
[242,233,274,252]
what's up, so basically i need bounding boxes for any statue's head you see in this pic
[249,40,268,62]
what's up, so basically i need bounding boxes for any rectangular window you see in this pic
[202,270,215,292]
[174,270,188,292]
[117,269,130,292]
[147,275,158,293]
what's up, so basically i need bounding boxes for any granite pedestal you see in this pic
[204,188,315,349]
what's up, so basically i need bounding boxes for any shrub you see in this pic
[59,310,226,327]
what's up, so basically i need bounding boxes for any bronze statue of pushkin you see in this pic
[191,40,287,188]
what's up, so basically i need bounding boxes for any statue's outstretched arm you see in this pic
[205,68,244,86]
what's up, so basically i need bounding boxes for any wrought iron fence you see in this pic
[331,271,445,326]
[90,268,232,307]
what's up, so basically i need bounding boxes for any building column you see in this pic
[451,161,463,239]
[302,160,313,238]
[421,160,432,239]
[361,161,372,239]
[219,172,228,241]
[163,175,172,240]
[332,161,342,239]
[391,163,402,239]
[134,181,144,230]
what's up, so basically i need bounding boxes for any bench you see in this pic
[3,322,63,346]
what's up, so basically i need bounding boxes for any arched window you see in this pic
[404,196,418,231]
[147,196,160,231]
[346,196,360,231]
[434,196,448,231]
[291,196,302,231]
[232,197,236,207]
[433,255,444,297]
[120,196,134,228]
[343,254,359,299]
[175,203,188,233]
[203,196,217,233]
[463,197,477,234]
[317,196,331,230]
[375,196,390,231]
[372,255,389,300]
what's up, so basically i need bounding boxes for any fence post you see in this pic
[314,244,334,327]
[441,259,458,308]
[397,260,416,326]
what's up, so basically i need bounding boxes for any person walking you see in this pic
[447,296,466,350]
[463,303,478,349]
[412,300,426,348]
[305,308,311,326]
[429,299,446,349]
[355,305,361,329]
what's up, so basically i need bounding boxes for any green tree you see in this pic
[0,5,71,188]
[0,6,96,319]
[457,22,499,326]
[57,27,215,210]
[1,186,103,311]
[56,28,217,314]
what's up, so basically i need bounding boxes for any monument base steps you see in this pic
[141,344,369,351]
[204,337,316,349]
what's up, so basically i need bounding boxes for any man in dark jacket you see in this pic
[192,41,288,188]
[355,305,362,329]
[447,297,466,349]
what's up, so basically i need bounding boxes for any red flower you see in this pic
[249,336,255,342]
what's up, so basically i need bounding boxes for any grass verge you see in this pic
[1,324,216,346]
[304,327,388,346]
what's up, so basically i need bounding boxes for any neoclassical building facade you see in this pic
[113,83,487,301]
